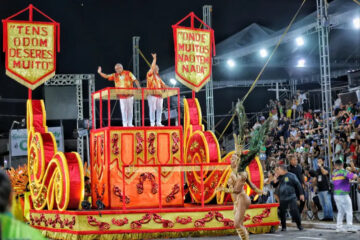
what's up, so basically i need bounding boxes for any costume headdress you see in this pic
[233,100,272,173]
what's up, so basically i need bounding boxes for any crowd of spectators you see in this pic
[256,90,360,231]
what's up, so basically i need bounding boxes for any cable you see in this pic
[218,0,308,141]
[242,0,307,102]
[218,114,236,140]
[136,46,151,67]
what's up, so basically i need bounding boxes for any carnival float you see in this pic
[3,4,279,240]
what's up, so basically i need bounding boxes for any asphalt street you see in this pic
[155,228,360,240]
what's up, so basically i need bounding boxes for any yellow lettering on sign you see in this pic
[175,28,212,92]
[6,21,56,89]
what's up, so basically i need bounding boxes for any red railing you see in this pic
[121,162,230,210]
[91,87,181,129]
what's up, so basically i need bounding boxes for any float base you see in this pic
[30,203,279,240]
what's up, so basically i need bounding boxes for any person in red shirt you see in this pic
[304,109,313,120]
[98,64,140,127]
[146,53,168,126]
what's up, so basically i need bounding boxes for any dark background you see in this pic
[0,0,317,134]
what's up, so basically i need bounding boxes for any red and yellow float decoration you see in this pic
[184,98,264,204]
[27,99,84,211]
[172,12,215,92]
[90,127,184,209]
[2,4,60,90]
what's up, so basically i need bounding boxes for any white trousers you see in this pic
[147,95,163,126]
[119,97,134,127]
[334,194,353,229]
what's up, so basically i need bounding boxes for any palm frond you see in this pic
[234,99,247,146]
[237,118,271,172]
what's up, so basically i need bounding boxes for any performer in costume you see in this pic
[98,64,141,127]
[218,100,271,240]
[146,53,168,126]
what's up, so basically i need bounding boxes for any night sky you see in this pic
[0,0,318,133]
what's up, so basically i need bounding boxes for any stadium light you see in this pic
[226,59,236,68]
[353,17,360,29]
[170,78,177,86]
[295,36,305,46]
[296,58,306,68]
[259,49,268,58]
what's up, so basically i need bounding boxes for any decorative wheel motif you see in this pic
[27,100,84,211]
[183,98,264,204]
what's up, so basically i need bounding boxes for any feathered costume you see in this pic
[220,100,271,240]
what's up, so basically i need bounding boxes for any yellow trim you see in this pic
[245,164,252,196]
[48,132,59,154]
[194,98,203,125]
[55,152,71,211]
[255,156,264,191]
[34,132,45,185]
[6,70,55,90]
[39,100,48,133]
[216,151,234,204]
[216,166,232,204]
[188,130,210,182]
[31,206,279,239]
[42,229,237,240]
[73,151,85,208]
[175,74,210,93]
[26,100,33,133]
[206,130,221,161]
[332,176,345,181]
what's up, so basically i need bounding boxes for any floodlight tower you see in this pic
[133,36,141,126]
[203,5,215,132]
[316,0,333,165]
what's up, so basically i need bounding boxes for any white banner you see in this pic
[10,127,64,157]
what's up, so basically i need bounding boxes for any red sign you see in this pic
[172,12,215,92]
[2,5,60,90]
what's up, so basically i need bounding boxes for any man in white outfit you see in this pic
[146,53,168,127]
[332,159,358,233]
[97,64,140,127]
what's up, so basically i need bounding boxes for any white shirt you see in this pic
[334,98,341,108]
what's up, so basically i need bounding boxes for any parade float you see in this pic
[3,5,279,240]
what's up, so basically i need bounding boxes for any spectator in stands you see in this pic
[332,160,358,233]
[0,170,46,239]
[285,98,292,118]
[312,141,321,171]
[291,99,297,120]
[264,170,276,203]
[315,157,333,221]
[304,109,313,120]
[250,95,360,223]
[304,168,320,220]
[334,94,342,110]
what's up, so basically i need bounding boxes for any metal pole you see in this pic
[132,36,141,126]
[316,0,333,170]
[86,134,90,167]
[203,5,215,132]
[276,82,279,100]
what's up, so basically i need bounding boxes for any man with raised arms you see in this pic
[98,64,140,127]
[146,53,168,127]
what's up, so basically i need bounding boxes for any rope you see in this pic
[242,0,307,102]
[353,0,360,6]
[202,118,221,136]
[218,113,236,140]
[136,46,151,67]
[218,0,307,141]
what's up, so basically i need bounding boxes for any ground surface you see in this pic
[155,227,360,240]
